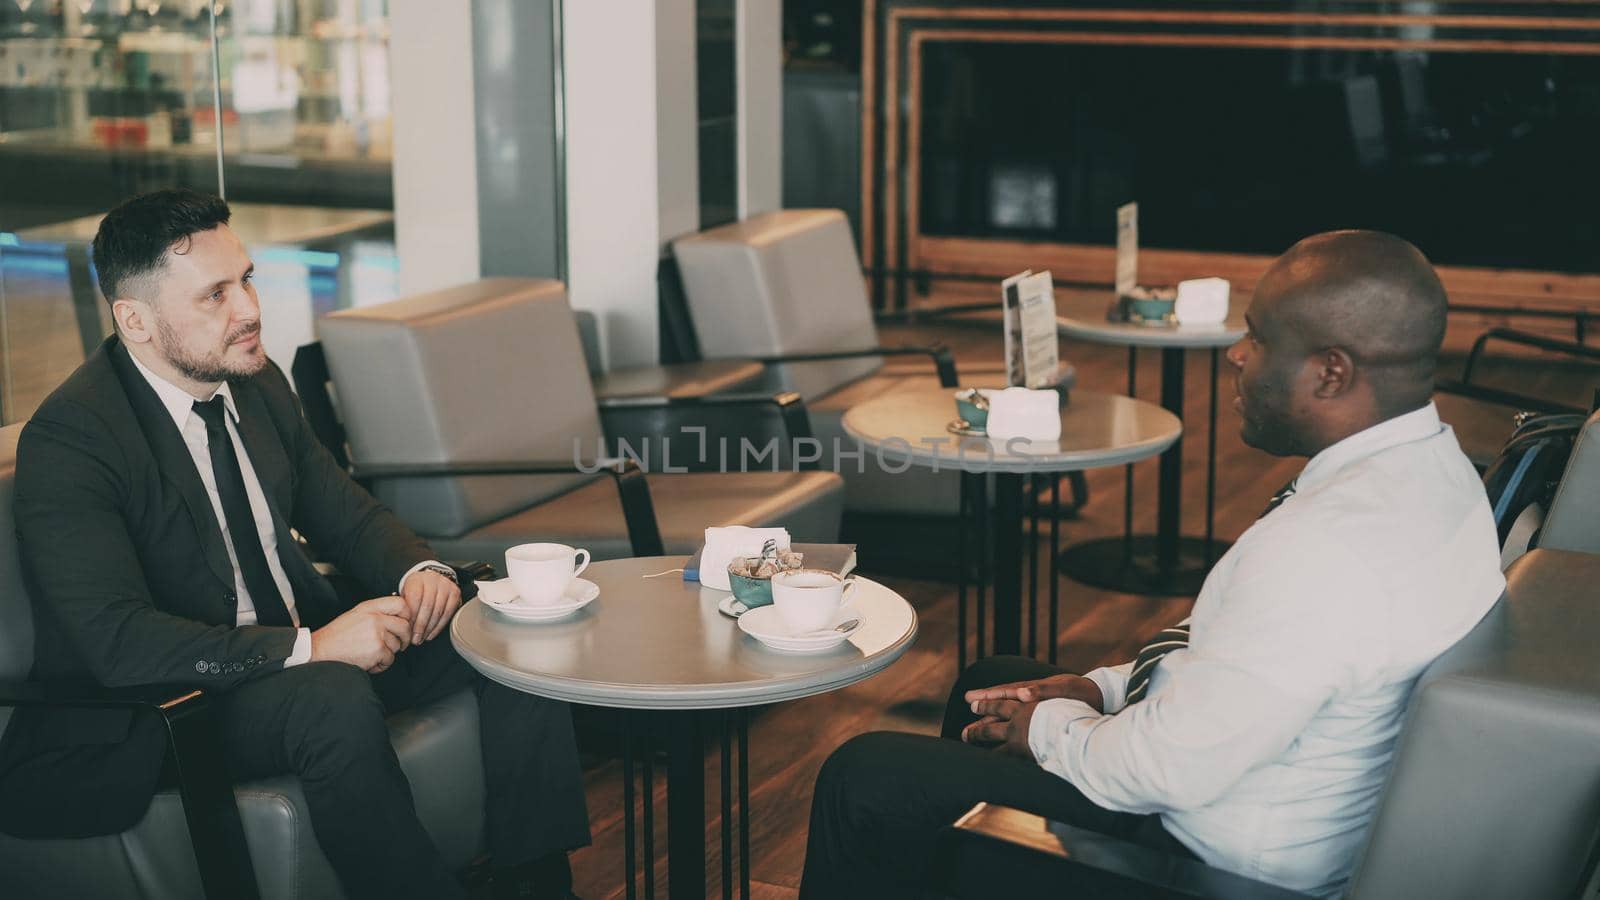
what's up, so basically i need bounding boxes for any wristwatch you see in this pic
[420,563,459,583]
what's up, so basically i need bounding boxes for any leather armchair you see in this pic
[1537,408,1600,555]
[930,547,1600,900]
[306,278,846,564]
[0,425,489,900]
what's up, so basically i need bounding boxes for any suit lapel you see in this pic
[106,341,237,590]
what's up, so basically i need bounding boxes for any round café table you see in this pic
[841,387,1180,662]
[451,556,918,900]
[1055,293,1246,595]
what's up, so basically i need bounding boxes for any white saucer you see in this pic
[476,577,599,622]
[717,595,767,619]
[738,603,861,652]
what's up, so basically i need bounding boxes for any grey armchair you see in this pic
[0,426,488,900]
[931,547,1600,900]
[1537,407,1600,555]
[307,278,846,564]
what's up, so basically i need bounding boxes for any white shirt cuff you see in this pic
[1028,697,1103,766]
[1085,664,1132,714]
[398,560,449,594]
[285,628,313,667]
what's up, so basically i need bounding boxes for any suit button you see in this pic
[195,661,208,674]
[208,662,221,674]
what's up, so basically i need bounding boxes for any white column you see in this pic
[388,3,481,297]
[562,0,662,367]
[656,0,700,246]
[736,0,782,218]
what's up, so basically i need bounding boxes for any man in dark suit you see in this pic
[0,190,589,899]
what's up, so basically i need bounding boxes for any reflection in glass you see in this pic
[0,1,396,424]
[918,41,1600,273]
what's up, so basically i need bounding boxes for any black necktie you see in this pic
[193,397,293,627]
[1259,477,1298,519]
[1124,477,1301,704]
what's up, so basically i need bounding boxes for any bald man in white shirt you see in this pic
[800,231,1505,899]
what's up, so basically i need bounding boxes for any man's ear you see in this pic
[1312,347,1356,399]
[112,298,154,344]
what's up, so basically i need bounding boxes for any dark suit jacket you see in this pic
[0,337,432,838]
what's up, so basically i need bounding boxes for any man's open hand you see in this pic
[310,595,412,673]
[961,698,1040,758]
[964,673,1103,712]
[400,569,461,646]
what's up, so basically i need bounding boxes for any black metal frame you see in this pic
[597,390,814,445]
[595,390,820,472]
[1437,327,1600,416]
[753,343,960,388]
[930,804,1311,900]
[620,707,752,900]
[0,683,262,900]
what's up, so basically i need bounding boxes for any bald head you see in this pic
[1258,230,1447,416]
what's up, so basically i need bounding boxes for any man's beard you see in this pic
[1237,370,1305,457]
[155,313,266,384]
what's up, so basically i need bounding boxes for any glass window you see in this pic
[0,0,396,424]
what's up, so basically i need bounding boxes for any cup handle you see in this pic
[841,577,857,603]
[572,549,591,578]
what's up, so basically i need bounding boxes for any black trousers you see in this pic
[800,656,1195,899]
[217,633,590,900]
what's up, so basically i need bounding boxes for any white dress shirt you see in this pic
[1028,403,1504,898]
[129,353,443,667]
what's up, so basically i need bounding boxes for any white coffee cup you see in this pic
[771,569,856,634]
[505,543,591,607]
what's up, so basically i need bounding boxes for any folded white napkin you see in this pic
[1175,277,1230,325]
[985,387,1062,442]
[699,525,791,590]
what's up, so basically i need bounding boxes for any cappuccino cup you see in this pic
[771,569,856,634]
[505,543,591,606]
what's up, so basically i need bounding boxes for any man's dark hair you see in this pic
[91,188,232,304]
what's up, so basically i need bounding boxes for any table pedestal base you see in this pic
[622,709,750,900]
[1057,535,1231,597]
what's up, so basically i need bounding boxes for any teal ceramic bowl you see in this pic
[727,565,776,609]
[1121,288,1178,324]
[954,389,991,430]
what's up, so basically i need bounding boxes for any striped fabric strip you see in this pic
[1125,623,1191,704]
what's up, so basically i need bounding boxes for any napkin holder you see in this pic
[1175,277,1230,325]
[985,387,1063,442]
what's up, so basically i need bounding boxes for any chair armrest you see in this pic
[351,458,665,558]
[755,343,960,388]
[1461,327,1600,385]
[928,803,1311,900]
[1434,378,1585,416]
[0,680,206,711]
[0,682,260,900]
[596,391,814,443]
